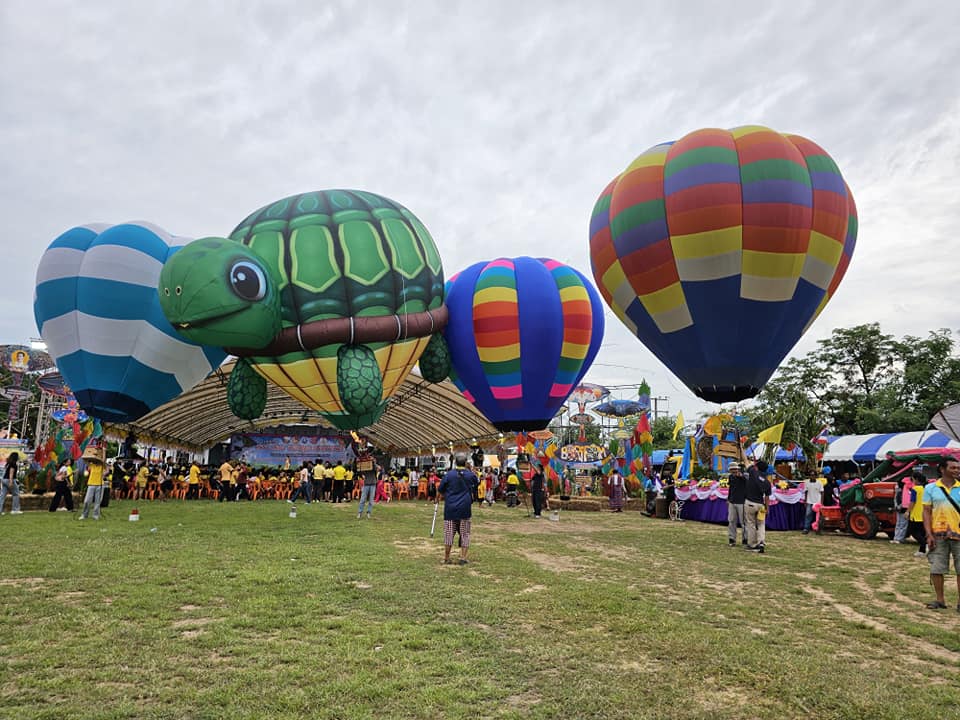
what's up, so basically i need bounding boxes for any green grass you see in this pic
[1,499,959,719]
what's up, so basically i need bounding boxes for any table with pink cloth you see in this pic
[674,484,806,531]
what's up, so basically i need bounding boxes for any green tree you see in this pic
[651,415,678,449]
[749,324,960,443]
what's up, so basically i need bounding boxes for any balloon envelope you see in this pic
[593,399,645,418]
[34,222,227,422]
[445,257,604,431]
[590,125,857,402]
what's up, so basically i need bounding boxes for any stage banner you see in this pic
[231,432,355,468]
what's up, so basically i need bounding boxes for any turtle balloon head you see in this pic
[158,237,281,349]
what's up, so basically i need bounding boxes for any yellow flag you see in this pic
[671,411,685,441]
[756,422,785,446]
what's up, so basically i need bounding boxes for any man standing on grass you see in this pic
[744,460,771,553]
[218,459,234,503]
[439,453,478,565]
[79,455,105,520]
[922,458,960,610]
[726,463,747,545]
[802,472,823,535]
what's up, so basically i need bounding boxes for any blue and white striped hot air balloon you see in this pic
[33,222,227,423]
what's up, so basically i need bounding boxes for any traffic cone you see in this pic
[129,508,140,522]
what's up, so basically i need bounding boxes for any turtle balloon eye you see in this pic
[228,261,267,301]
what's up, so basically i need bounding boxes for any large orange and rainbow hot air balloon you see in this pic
[590,125,857,403]
[444,257,605,431]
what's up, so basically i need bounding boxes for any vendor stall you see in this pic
[675,481,806,531]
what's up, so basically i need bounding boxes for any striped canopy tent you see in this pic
[822,432,960,462]
[747,431,960,464]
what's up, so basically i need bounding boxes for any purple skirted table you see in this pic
[675,484,806,531]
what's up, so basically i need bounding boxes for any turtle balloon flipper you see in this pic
[228,357,267,420]
[419,333,451,383]
[337,345,384,416]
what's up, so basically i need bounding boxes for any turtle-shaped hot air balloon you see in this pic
[158,190,450,429]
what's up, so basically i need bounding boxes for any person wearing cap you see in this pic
[438,453,479,565]
[743,460,771,553]
[726,463,747,546]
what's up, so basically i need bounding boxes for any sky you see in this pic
[2,0,959,425]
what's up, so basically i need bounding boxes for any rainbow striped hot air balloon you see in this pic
[590,125,857,403]
[34,222,227,423]
[445,257,604,431]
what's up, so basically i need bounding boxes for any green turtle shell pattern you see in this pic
[228,190,444,419]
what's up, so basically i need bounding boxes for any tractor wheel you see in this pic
[846,505,879,540]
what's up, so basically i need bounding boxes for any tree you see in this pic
[748,324,960,441]
[651,416,679,449]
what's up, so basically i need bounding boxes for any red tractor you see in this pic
[815,447,960,540]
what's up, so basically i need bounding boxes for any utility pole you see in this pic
[651,396,669,421]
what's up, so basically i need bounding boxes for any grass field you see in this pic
[1,498,959,719]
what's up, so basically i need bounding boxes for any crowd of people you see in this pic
[4,448,958,608]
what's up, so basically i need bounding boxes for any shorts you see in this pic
[443,518,471,548]
[928,537,960,575]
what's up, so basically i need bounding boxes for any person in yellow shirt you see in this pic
[313,461,326,503]
[506,468,520,507]
[345,467,355,500]
[907,472,927,557]
[218,460,234,502]
[323,462,335,502]
[922,458,960,610]
[187,461,201,500]
[332,460,348,503]
[135,464,149,501]
[79,457,105,520]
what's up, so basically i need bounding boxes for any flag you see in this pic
[756,422,785,446]
[671,411,685,441]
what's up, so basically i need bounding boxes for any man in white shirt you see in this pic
[802,474,823,534]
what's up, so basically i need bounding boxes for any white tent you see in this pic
[931,404,960,443]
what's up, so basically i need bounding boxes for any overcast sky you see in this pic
[2,0,959,423]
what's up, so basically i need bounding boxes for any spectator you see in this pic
[744,460,771,553]
[218,459,234,502]
[891,473,913,544]
[439,454,479,565]
[530,466,546,518]
[802,472,823,535]
[332,460,347,503]
[79,455,106,520]
[607,468,625,513]
[922,458,960,610]
[289,462,312,504]
[1,451,22,515]
[356,467,377,519]
[49,459,75,512]
[727,463,747,544]
[907,471,927,557]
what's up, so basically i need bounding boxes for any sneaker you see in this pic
[78,516,85,521]
[728,539,735,546]
[458,559,469,565]
[11,510,23,515]
[801,529,809,535]
[914,551,927,558]
[57,507,68,512]
[889,540,901,544]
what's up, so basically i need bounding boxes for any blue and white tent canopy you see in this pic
[749,431,960,463]
[822,432,960,462]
